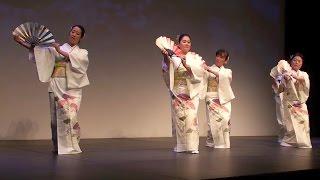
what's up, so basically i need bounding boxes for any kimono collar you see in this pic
[173,46,196,58]
[296,69,301,75]
[61,43,79,53]
[212,64,225,70]
[292,69,301,75]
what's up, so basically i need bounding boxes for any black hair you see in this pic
[289,52,304,61]
[178,33,191,43]
[71,25,85,38]
[216,49,229,60]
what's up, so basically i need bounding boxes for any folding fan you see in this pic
[12,22,55,47]
[155,36,176,56]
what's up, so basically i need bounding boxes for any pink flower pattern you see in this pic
[208,99,229,113]
[290,105,308,115]
[57,94,79,113]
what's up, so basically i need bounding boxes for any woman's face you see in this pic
[178,36,191,55]
[290,55,303,71]
[215,54,227,67]
[68,26,82,46]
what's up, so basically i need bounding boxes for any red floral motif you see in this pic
[209,99,229,112]
[172,98,181,108]
[177,94,190,101]
[62,94,76,100]
[70,103,79,112]
[293,103,302,108]
[58,99,67,108]
[73,122,80,130]
[185,100,195,110]
[209,101,219,110]
[291,106,308,115]
[212,99,220,104]
[172,95,195,110]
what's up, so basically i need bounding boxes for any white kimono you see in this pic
[31,43,89,154]
[203,65,235,148]
[271,60,311,148]
[282,70,311,148]
[168,52,205,153]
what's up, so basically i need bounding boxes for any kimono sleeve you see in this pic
[299,72,310,103]
[33,46,57,82]
[69,48,89,74]
[66,48,90,88]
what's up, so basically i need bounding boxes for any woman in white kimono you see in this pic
[271,53,311,148]
[13,25,89,154]
[202,49,235,148]
[160,34,205,154]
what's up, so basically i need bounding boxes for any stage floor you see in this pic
[1,137,320,179]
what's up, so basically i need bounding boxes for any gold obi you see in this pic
[174,67,188,87]
[207,77,218,92]
[173,67,189,95]
[51,61,67,77]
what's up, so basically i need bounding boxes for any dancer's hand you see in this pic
[284,74,291,81]
[52,43,60,52]
[13,35,33,49]
[202,62,210,71]
[161,49,168,56]
[13,35,22,43]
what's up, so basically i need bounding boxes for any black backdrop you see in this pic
[285,1,320,136]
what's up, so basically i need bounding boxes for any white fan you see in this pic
[274,60,293,86]
[12,22,55,47]
[155,36,175,56]
[277,60,291,74]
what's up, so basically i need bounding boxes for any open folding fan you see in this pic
[155,36,176,57]
[12,22,55,47]
[275,60,292,85]
[277,60,291,74]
